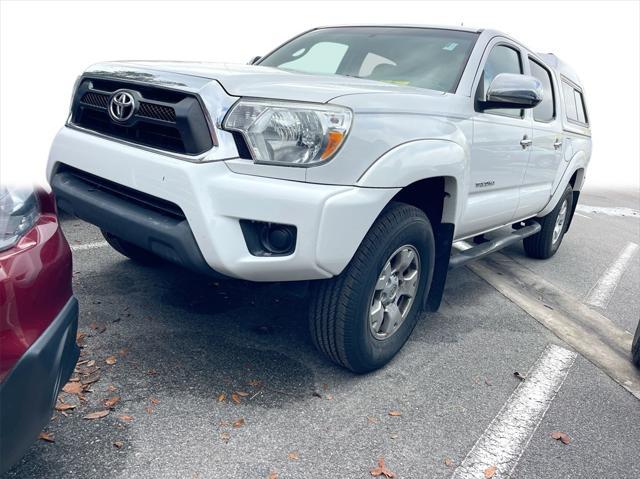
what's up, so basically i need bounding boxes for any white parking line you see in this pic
[574,212,591,219]
[451,345,576,479]
[586,242,639,309]
[70,241,109,252]
[576,204,640,218]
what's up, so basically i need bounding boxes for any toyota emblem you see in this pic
[108,90,136,122]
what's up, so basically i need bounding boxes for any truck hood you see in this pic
[85,61,444,103]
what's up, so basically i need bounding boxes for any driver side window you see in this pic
[477,44,523,118]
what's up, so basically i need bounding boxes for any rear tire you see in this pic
[523,184,573,259]
[101,230,162,265]
[309,202,435,373]
[632,322,640,368]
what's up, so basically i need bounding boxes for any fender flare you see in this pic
[537,150,588,217]
[356,139,467,225]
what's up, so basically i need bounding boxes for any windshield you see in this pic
[259,27,479,93]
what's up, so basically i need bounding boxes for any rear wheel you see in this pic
[309,202,434,373]
[523,185,573,259]
[101,230,162,265]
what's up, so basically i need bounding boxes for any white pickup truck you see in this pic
[48,25,591,372]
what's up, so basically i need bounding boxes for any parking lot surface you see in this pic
[4,187,639,479]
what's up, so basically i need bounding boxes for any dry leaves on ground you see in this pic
[220,432,230,443]
[388,410,402,417]
[484,465,497,478]
[104,396,121,409]
[62,382,84,395]
[119,415,134,422]
[217,393,227,402]
[113,441,124,449]
[38,432,55,443]
[266,471,278,479]
[83,410,110,420]
[370,457,396,478]
[444,457,454,468]
[150,398,160,406]
[232,418,245,428]
[551,431,571,445]
[287,451,299,461]
[235,391,249,397]
[105,355,117,365]
[231,393,241,404]
[55,402,76,411]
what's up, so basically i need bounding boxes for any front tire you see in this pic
[101,230,162,265]
[523,184,573,259]
[309,202,434,373]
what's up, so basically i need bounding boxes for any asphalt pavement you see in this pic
[3,186,639,479]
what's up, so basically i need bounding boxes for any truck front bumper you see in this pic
[48,127,398,281]
[0,297,79,474]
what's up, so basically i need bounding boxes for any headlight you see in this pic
[0,186,40,252]
[223,99,352,166]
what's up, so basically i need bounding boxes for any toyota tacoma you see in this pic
[48,26,592,372]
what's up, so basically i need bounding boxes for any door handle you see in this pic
[520,135,532,149]
[553,139,563,150]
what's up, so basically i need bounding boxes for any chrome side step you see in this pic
[449,223,541,270]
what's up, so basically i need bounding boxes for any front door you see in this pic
[457,41,532,239]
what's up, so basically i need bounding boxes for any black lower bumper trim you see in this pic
[0,297,79,474]
[51,165,223,278]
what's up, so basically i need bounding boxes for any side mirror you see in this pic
[481,73,543,110]
[248,56,261,65]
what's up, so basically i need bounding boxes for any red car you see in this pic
[0,186,79,473]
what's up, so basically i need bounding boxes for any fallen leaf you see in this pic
[39,432,55,443]
[105,356,117,365]
[266,471,278,479]
[81,371,101,385]
[145,406,154,415]
[367,416,379,424]
[76,332,86,344]
[113,441,124,449]
[83,410,110,420]
[287,451,299,461]
[63,382,84,395]
[55,402,76,411]
[86,360,96,368]
[388,410,402,417]
[444,457,454,468]
[119,415,134,422]
[231,393,241,404]
[220,432,230,443]
[217,393,227,402]
[232,418,245,428]
[104,396,121,409]
[484,465,497,478]
[107,384,118,392]
[551,431,571,445]
[370,457,396,478]
[247,379,262,387]
[513,371,526,381]
[235,391,249,397]
[150,398,160,405]
[119,348,128,357]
